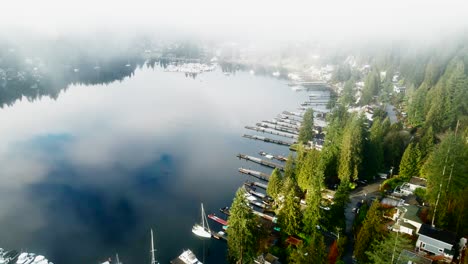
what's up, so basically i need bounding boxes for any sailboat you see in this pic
[192,203,211,238]
[150,229,159,264]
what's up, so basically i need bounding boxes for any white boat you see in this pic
[192,203,211,238]
[171,249,202,264]
[33,256,44,262]
[272,71,280,77]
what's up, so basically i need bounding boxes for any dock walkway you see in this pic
[242,134,294,146]
[237,154,284,171]
[245,126,298,139]
[239,167,270,181]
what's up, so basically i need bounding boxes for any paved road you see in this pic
[342,179,384,263]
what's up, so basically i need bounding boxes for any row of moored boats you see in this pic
[0,248,53,264]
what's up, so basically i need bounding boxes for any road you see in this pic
[342,179,384,263]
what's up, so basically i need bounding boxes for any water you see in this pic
[0,65,309,263]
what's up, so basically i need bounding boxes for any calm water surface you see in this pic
[0,66,309,263]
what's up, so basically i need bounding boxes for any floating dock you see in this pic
[211,230,227,241]
[244,181,268,190]
[256,123,299,135]
[301,101,328,106]
[282,111,304,118]
[262,120,300,130]
[245,126,298,139]
[237,155,284,171]
[242,134,294,146]
[259,151,288,162]
[252,210,278,223]
[208,214,228,226]
[274,117,302,126]
[219,207,230,216]
[238,167,270,181]
[279,114,303,122]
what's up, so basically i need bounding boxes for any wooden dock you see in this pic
[259,151,288,162]
[244,180,268,190]
[262,120,300,130]
[239,167,270,181]
[256,123,299,135]
[211,230,227,241]
[282,111,304,118]
[237,154,285,171]
[245,126,298,139]
[252,210,278,223]
[242,134,294,146]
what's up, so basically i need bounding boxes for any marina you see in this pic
[242,134,294,146]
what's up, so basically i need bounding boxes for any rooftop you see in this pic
[398,205,423,223]
[419,224,457,245]
[397,250,432,264]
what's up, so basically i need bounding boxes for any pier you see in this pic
[211,230,227,241]
[237,155,284,171]
[252,210,278,223]
[245,126,298,139]
[274,117,302,126]
[238,167,271,181]
[262,120,300,130]
[259,151,288,162]
[242,134,294,146]
[244,180,268,190]
[256,123,299,135]
[282,111,304,118]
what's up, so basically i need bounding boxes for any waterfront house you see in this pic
[416,224,457,262]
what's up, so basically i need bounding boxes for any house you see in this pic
[393,84,407,93]
[391,205,424,235]
[416,224,457,261]
[394,177,427,196]
[381,196,405,207]
[397,250,432,264]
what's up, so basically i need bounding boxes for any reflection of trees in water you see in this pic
[0,53,145,107]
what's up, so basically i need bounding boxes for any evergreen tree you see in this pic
[294,144,307,176]
[422,131,468,232]
[298,108,314,144]
[365,232,413,264]
[354,201,382,262]
[267,168,283,199]
[361,69,381,105]
[278,187,302,235]
[399,142,421,179]
[297,149,321,191]
[227,188,258,263]
[283,153,296,180]
[301,151,324,234]
[340,79,356,106]
[338,114,366,182]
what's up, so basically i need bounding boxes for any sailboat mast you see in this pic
[115,253,121,264]
[201,203,205,229]
[151,229,156,264]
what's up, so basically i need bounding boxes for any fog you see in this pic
[2,0,468,44]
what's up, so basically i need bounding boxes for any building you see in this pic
[391,205,424,235]
[394,177,427,197]
[416,224,457,261]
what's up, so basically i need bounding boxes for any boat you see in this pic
[219,206,230,216]
[207,214,228,226]
[170,249,202,264]
[150,229,159,264]
[192,203,211,238]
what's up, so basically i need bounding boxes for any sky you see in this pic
[2,0,468,41]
